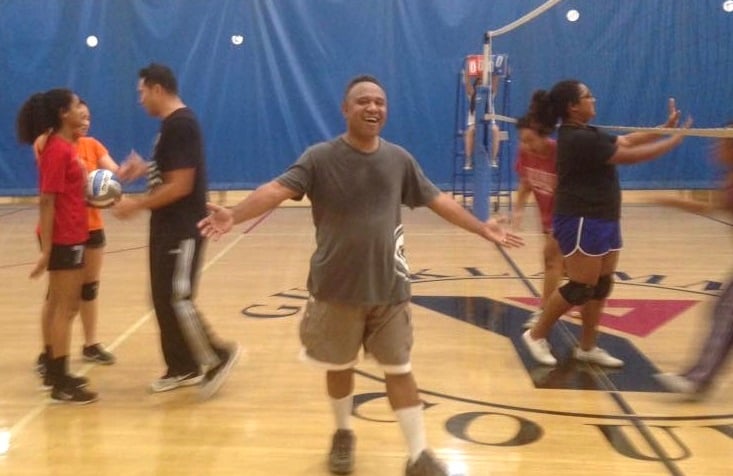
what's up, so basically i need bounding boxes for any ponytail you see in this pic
[525,89,556,135]
[16,88,74,144]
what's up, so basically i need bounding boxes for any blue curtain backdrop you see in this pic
[1,0,731,195]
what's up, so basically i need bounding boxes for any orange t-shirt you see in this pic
[76,137,109,231]
[34,134,110,231]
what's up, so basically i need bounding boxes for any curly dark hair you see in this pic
[16,88,74,145]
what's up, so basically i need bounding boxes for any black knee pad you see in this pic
[81,281,99,301]
[558,280,595,305]
[593,274,613,300]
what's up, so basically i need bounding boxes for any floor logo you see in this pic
[507,297,698,337]
[411,294,668,392]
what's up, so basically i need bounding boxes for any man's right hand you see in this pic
[198,203,235,240]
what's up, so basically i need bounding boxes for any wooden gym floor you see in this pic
[0,195,732,475]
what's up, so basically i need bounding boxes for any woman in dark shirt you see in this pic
[521,79,689,367]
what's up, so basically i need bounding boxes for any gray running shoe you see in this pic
[82,343,116,365]
[405,450,449,476]
[328,429,355,474]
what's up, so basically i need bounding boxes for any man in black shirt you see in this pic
[115,63,239,400]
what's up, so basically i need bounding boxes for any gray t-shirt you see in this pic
[277,137,440,305]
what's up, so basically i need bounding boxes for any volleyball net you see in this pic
[473,0,733,219]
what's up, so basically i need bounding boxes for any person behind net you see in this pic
[511,109,562,330]
[463,72,502,170]
[521,80,690,368]
[653,121,733,400]
[463,75,480,170]
[16,89,98,404]
[198,74,523,475]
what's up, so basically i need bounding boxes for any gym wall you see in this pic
[0,0,730,195]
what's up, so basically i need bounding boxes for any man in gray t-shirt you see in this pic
[278,137,439,305]
[199,75,522,475]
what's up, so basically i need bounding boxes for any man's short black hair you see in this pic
[139,63,178,95]
[343,75,383,101]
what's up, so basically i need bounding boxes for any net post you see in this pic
[472,84,491,221]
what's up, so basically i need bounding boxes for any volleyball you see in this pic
[86,169,121,208]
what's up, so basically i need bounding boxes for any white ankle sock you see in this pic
[395,405,427,463]
[330,394,353,430]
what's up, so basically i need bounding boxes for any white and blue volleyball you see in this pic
[86,169,121,208]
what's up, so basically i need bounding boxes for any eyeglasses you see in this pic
[580,93,595,100]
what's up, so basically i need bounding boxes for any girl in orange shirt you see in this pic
[74,101,119,364]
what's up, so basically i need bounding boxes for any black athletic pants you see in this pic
[149,234,221,376]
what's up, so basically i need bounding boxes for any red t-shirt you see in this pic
[38,135,89,245]
[515,139,557,233]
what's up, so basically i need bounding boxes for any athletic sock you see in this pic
[395,404,427,463]
[330,394,354,430]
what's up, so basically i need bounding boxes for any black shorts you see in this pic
[86,229,106,249]
[48,243,85,271]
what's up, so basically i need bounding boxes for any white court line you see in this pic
[8,231,248,441]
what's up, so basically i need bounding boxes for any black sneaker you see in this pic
[328,429,355,474]
[35,352,47,377]
[150,371,203,393]
[82,343,116,365]
[40,374,89,392]
[199,343,241,400]
[50,382,98,405]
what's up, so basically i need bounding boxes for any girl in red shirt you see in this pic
[512,114,563,329]
[16,89,98,404]
[32,100,119,373]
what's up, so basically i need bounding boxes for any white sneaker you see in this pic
[654,373,699,395]
[522,329,557,366]
[522,309,542,329]
[573,346,624,368]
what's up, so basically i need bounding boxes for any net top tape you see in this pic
[487,0,564,39]
[483,0,733,139]
[485,114,733,138]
